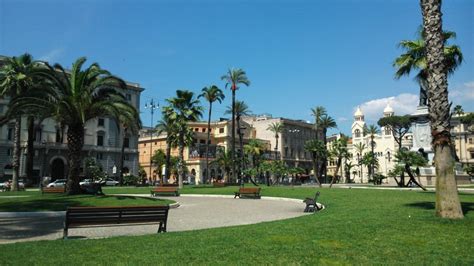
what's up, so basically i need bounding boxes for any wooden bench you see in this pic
[234,187,261,199]
[42,187,66,194]
[213,182,225,187]
[150,187,180,197]
[63,205,169,239]
[303,191,322,212]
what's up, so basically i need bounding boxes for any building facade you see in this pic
[0,82,143,184]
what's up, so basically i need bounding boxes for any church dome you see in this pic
[354,107,364,117]
[383,103,394,116]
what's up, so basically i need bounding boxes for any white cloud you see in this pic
[39,48,64,63]
[451,81,474,104]
[337,117,349,122]
[355,93,419,122]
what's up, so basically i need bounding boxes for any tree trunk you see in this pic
[66,124,84,195]
[231,89,236,183]
[274,134,279,160]
[237,116,244,187]
[330,158,341,188]
[405,164,427,191]
[165,140,172,183]
[178,136,184,189]
[312,157,321,187]
[11,117,21,191]
[205,102,212,184]
[26,116,35,185]
[118,128,126,186]
[421,0,463,218]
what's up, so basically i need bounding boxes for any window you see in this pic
[124,137,130,148]
[124,154,130,161]
[195,128,199,132]
[469,138,473,144]
[202,128,206,132]
[56,129,62,143]
[354,129,361,138]
[98,118,105,127]
[7,149,12,156]
[96,153,104,160]
[97,132,104,146]
[144,143,146,147]
[126,93,132,101]
[7,127,14,141]
[209,128,212,133]
[385,127,391,135]
[471,152,474,159]
[33,127,42,142]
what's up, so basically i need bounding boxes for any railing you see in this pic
[188,144,218,159]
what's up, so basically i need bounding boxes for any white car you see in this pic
[47,179,67,188]
[79,179,93,186]
[99,178,119,186]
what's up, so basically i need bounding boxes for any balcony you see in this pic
[188,144,219,160]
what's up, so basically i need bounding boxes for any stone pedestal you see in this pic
[410,106,434,162]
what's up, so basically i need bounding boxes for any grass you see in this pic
[0,191,173,211]
[0,186,473,265]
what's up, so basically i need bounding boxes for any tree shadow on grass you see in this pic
[405,201,474,215]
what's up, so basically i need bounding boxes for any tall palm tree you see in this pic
[364,125,379,180]
[116,109,141,186]
[0,54,43,191]
[165,90,203,188]
[318,115,337,179]
[311,106,327,140]
[212,150,233,183]
[329,135,349,187]
[198,85,225,184]
[353,142,366,183]
[267,122,283,160]
[304,139,325,187]
[156,115,179,184]
[420,0,463,218]
[10,57,138,194]
[221,68,250,183]
[225,100,251,184]
[394,27,462,106]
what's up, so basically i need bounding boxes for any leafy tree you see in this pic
[6,57,138,195]
[225,100,251,183]
[84,157,106,182]
[364,124,379,181]
[116,105,141,186]
[164,90,202,188]
[361,152,379,184]
[156,114,179,182]
[329,135,349,187]
[452,105,464,117]
[353,142,366,183]
[151,149,167,181]
[421,0,463,218]
[378,115,413,151]
[267,122,283,160]
[393,149,428,190]
[199,85,225,184]
[304,139,326,187]
[0,54,43,191]
[221,68,250,184]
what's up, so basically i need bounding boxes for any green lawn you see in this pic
[0,186,473,265]
[0,191,172,211]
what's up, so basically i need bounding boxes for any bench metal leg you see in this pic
[158,222,166,233]
[63,226,68,239]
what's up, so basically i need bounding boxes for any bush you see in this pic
[122,175,141,186]
[370,173,386,185]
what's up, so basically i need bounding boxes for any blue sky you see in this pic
[1,0,473,135]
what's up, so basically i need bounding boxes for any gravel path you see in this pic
[0,194,310,244]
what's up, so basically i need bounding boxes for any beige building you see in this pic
[451,114,474,167]
[138,119,256,184]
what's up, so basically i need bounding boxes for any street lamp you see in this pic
[385,151,392,178]
[145,99,159,185]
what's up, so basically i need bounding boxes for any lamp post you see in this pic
[356,153,362,183]
[385,151,391,178]
[145,99,159,185]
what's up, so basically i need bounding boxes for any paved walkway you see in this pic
[0,195,310,244]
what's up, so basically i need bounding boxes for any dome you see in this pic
[383,103,394,115]
[354,107,364,117]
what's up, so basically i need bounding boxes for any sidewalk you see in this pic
[0,194,310,244]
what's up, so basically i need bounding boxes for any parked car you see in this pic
[98,178,119,186]
[79,179,93,186]
[47,179,67,188]
[0,180,25,191]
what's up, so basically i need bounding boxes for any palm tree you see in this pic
[353,142,366,183]
[198,85,225,184]
[156,115,179,184]
[267,122,283,160]
[0,54,43,191]
[364,125,379,180]
[225,100,251,184]
[394,27,462,106]
[420,0,463,218]
[212,150,233,183]
[221,68,250,183]
[318,115,337,179]
[311,106,327,140]
[10,57,138,194]
[329,136,349,187]
[116,109,141,186]
[164,90,203,188]
[304,139,325,187]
